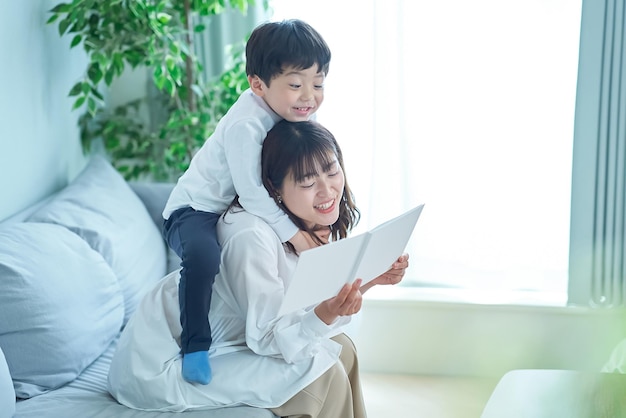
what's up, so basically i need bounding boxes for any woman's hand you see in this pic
[360,253,409,294]
[314,279,362,325]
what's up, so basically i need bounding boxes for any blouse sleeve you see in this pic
[220,222,350,364]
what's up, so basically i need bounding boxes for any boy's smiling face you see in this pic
[248,65,325,121]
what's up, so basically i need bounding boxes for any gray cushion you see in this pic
[0,346,15,418]
[0,223,124,399]
[129,182,182,273]
[28,156,167,324]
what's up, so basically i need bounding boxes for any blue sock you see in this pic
[182,351,212,385]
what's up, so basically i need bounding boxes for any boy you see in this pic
[162,19,331,385]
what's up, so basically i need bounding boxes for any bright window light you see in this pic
[269,0,582,295]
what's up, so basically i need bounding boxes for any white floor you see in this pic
[361,373,499,418]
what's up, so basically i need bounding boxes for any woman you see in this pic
[108,120,409,417]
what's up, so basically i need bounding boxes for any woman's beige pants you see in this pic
[270,333,366,418]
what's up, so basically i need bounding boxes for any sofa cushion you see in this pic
[0,346,15,418]
[129,182,182,274]
[0,223,124,399]
[27,156,167,324]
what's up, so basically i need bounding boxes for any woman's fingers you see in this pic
[329,279,362,316]
[392,253,409,269]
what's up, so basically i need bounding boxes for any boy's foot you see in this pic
[182,351,212,385]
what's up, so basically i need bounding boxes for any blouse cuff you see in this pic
[301,309,351,337]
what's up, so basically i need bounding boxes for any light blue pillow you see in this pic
[0,223,124,399]
[0,346,15,418]
[27,156,167,324]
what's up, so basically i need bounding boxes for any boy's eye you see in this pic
[300,183,314,189]
[314,84,324,90]
[290,84,301,88]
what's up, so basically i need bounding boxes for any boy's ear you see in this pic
[248,75,265,96]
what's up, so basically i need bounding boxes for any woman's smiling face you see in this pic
[280,156,345,230]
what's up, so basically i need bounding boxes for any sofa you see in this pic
[0,156,275,418]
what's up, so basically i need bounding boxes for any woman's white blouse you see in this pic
[107,209,350,412]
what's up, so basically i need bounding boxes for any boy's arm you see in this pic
[288,230,321,253]
[224,120,299,242]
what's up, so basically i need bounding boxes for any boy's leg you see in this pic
[163,207,221,385]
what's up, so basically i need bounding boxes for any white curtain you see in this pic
[270,0,581,294]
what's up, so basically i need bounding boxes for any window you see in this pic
[269,0,582,297]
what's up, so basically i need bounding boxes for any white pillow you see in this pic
[0,223,124,399]
[28,156,167,324]
[0,346,15,418]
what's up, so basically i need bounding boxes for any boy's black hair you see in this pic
[245,19,331,86]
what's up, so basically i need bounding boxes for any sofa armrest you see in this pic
[129,182,181,273]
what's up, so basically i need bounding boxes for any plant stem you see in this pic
[183,0,196,113]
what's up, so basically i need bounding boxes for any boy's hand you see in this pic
[288,230,320,252]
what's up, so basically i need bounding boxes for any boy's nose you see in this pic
[301,85,314,101]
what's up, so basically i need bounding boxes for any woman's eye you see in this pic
[328,170,339,177]
[290,84,301,88]
[300,183,314,189]
[314,85,324,90]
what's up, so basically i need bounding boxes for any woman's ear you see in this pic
[248,75,265,96]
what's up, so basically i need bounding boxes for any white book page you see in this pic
[355,204,424,283]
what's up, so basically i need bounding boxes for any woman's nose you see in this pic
[317,180,333,196]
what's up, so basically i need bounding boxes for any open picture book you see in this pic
[278,203,425,316]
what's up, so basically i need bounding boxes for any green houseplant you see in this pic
[48,0,266,181]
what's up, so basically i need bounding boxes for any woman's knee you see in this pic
[332,334,358,373]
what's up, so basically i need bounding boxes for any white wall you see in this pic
[0,1,87,221]
[354,288,626,377]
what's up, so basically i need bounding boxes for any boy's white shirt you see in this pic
[162,88,298,243]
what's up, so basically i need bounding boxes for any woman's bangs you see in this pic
[291,144,336,183]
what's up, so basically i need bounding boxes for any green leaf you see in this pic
[156,12,172,24]
[68,82,83,97]
[92,52,107,68]
[87,97,98,116]
[72,95,86,110]
[70,34,82,48]
[46,14,60,25]
[87,63,103,84]
[168,65,182,84]
[90,87,104,100]
[104,69,114,86]
[154,73,166,90]
[193,24,206,32]
[49,3,71,13]
[165,55,176,71]
[58,17,71,36]
[113,54,125,76]
[168,42,180,55]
